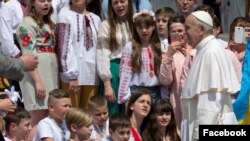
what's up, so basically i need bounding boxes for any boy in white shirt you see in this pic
[34,89,72,141]
[88,95,109,141]
[155,7,176,52]
[155,7,176,100]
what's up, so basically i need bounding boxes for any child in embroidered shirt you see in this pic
[118,10,162,104]
[102,113,131,141]
[96,0,134,116]
[16,0,58,139]
[65,108,93,141]
[34,89,72,141]
[57,0,101,110]
[88,95,109,141]
[3,107,32,141]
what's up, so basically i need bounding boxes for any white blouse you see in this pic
[57,7,101,85]
[118,42,160,104]
[97,20,131,81]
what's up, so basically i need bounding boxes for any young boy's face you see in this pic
[50,98,72,122]
[77,124,92,141]
[156,14,169,38]
[89,105,108,127]
[110,127,131,141]
[14,118,32,140]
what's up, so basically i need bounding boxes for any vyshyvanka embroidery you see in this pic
[18,26,33,49]
[57,23,71,72]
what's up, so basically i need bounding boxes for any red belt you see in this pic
[38,46,55,53]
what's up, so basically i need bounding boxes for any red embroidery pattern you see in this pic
[38,46,55,53]
[56,23,70,72]
[77,14,80,42]
[119,50,133,103]
[85,16,92,50]
[21,34,31,47]
[147,47,154,78]
[44,31,50,43]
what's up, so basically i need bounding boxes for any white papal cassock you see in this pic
[181,35,240,141]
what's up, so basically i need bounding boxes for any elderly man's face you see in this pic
[175,0,196,17]
[185,15,201,47]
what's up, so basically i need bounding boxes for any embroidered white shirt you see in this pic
[57,7,101,85]
[91,120,109,141]
[118,42,160,104]
[96,20,131,81]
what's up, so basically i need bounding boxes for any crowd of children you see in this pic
[1,0,250,141]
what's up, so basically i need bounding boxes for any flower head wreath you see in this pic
[133,10,156,22]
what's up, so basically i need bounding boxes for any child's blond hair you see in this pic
[65,108,92,129]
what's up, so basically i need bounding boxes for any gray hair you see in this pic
[193,16,213,35]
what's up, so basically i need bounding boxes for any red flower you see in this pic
[40,46,46,52]
[22,34,31,47]
[47,47,52,52]
[22,42,28,47]
[22,34,30,42]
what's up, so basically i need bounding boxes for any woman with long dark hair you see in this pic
[118,10,162,104]
[142,99,180,141]
[126,89,152,141]
[97,0,133,116]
